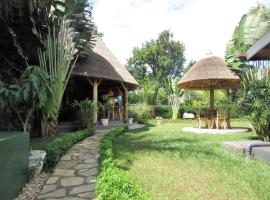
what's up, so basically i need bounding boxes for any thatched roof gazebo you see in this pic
[72,37,138,90]
[178,55,240,108]
[62,37,138,123]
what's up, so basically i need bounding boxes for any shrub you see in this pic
[97,126,149,200]
[153,105,172,119]
[72,99,97,129]
[43,128,94,171]
[237,68,270,141]
[129,103,152,123]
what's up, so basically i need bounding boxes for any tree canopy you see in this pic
[127,30,185,104]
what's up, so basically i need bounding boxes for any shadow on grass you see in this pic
[114,123,259,170]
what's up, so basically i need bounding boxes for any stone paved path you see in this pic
[37,132,103,200]
[37,123,145,200]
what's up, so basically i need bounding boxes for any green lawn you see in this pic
[113,119,270,200]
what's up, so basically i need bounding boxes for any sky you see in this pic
[93,0,270,65]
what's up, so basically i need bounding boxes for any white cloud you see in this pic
[93,0,269,64]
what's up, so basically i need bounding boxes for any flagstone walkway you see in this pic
[37,123,145,200]
[37,132,103,200]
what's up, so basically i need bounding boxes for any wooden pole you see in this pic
[121,82,128,122]
[210,88,214,109]
[88,78,102,124]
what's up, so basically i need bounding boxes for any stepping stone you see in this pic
[61,155,71,161]
[75,164,93,170]
[60,177,84,187]
[84,158,96,164]
[47,197,85,200]
[54,168,75,177]
[86,176,96,184]
[57,161,78,169]
[38,189,65,199]
[221,140,262,154]
[78,168,98,176]
[69,184,95,194]
[47,177,59,184]
[253,147,270,164]
[40,184,58,194]
[78,191,96,198]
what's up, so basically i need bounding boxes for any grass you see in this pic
[113,119,270,200]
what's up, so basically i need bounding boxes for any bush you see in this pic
[72,99,97,129]
[153,105,172,119]
[43,128,94,171]
[237,68,270,141]
[129,103,152,123]
[97,126,149,200]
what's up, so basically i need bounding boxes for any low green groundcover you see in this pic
[96,126,149,200]
[42,128,94,171]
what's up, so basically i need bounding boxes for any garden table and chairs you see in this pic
[196,108,231,129]
[177,55,240,130]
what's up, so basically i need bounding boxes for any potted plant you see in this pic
[100,95,112,126]
[72,99,97,129]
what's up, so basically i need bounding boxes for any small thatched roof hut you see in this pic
[178,56,240,90]
[178,55,240,108]
[72,37,138,90]
[61,37,138,123]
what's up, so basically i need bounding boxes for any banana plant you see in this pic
[38,18,77,135]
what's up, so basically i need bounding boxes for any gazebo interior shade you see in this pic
[178,56,240,90]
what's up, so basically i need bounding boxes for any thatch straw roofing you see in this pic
[178,56,240,90]
[72,37,138,90]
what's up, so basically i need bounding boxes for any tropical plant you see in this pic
[127,30,185,104]
[0,0,65,83]
[165,78,184,120]
[99,95,113,119]
[237,68,270,141]
[65,0,95,57]
[225,3,270,72]
[72,99,97,128]
[0,66,51,132]
[38,18,77,135]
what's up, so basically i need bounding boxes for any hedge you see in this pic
[96,126,149,200]
[153,105,172,119]
[153,105,243,119]
[43,128,94,172]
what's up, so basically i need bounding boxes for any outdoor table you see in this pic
[205,108,217,129]
[197,108,231,129]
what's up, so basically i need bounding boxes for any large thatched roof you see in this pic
[72,37,138,90]
[178,56,240,90]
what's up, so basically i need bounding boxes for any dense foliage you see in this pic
[43,128,94,171]
[129,103,152,123]
[0,67,51,132]
[72,99,97,128]
[225,3,270,73]
[39,19,78,135]
[127,30,185,105]
[237,69,270,141]
[96,126,149,200]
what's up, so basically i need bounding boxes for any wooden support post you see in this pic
[87,78,102,124]
[210,88,214,109]
[121,82,128,122]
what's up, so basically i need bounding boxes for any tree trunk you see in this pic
[152,86,159,105]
